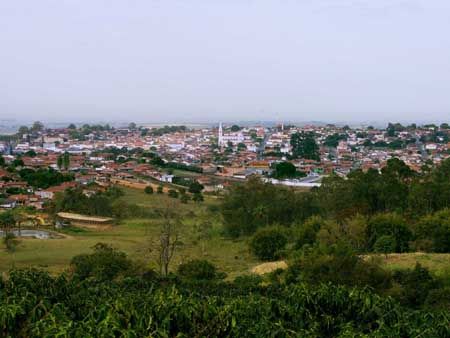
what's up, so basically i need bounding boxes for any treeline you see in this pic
[1,245,448,337]
[141,125,187,136]
[221,158,450,254]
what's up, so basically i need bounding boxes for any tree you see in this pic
[250,227,288,261]
[272,161,298,179]
[0,210,15,233]
[237,142,247,151]
[367,213,412,253]
[415,209,450,253]
[18,125,29,136]
[70,243,132,280]
[373,235,397,258]
[31,121,44,132]
[157,185,164,194]
[290,132,320,161]
[0,156,5,167]
[128,122,137,130]
[62,152,70,170]
[188,181,204,194]
[194,220,213,255]
[192,192,204,202]
[144,186,154,194]
[230,124,241,132]
[151,202,182,276]
[3,233,19,253]
[294,216,325,249]
[67,123,77,129]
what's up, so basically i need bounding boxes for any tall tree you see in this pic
[290,132,320,161]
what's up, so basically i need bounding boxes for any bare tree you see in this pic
[149,201,182,277]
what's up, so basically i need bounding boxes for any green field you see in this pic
[0,188,257,279]
[2,187,450,279]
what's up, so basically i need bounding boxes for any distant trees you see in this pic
[221,177,317,237]
[19,167,73,189]
[31,121,44,133]
[57,152,70,170]
[290,132,320,161]
[51,187,124,217]
[271,161,306,179]
[323,133,347,148]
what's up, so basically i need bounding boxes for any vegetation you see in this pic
[290,131,320,161]
[249,227,287,261]
[271,161,306,179]
[0,250,449,337]
[18,168,74,189]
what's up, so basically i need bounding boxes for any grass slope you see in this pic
[0,187,257,278]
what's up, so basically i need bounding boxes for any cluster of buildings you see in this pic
[1,122,450,210]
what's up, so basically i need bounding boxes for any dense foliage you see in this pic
[222,158,450,255]
[250,227,288,261]
[290,132,320,161]
[0,266,448,337]
[18,168,74,189]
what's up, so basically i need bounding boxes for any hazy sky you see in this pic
[1,0,450,123]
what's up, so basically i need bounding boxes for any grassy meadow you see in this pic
[0,187,257,279]
[1,186,450,279]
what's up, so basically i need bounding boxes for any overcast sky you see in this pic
[1,0,450,124]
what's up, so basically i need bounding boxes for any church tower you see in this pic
[218,122,223,147]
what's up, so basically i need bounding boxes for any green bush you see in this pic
[177,259,224,281]
[70,243,133,281]
[192,192,204,202]
[373,235,397,256]
[144,186,154,194]
[250,227,288,261]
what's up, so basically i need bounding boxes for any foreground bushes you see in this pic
[1,269,449,337]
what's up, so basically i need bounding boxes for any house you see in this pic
[36,181,78,199]
[160,174,174,183]
[0,199,16,209]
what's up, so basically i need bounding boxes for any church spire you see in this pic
[218,122,223,146]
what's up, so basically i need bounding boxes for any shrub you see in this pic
[233,274,263,291]
[250,227,288,261]
[188,181,204,194]
[294,216,324,249]
[373,235,397,256]
[192,192,204,202]
[70,243,133,281]
[393,263,439,308]
[3,232,19,253]
[168,189,179,198]
[144,186,154,194]
[157,185,164,194]
[177,259,224,281]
